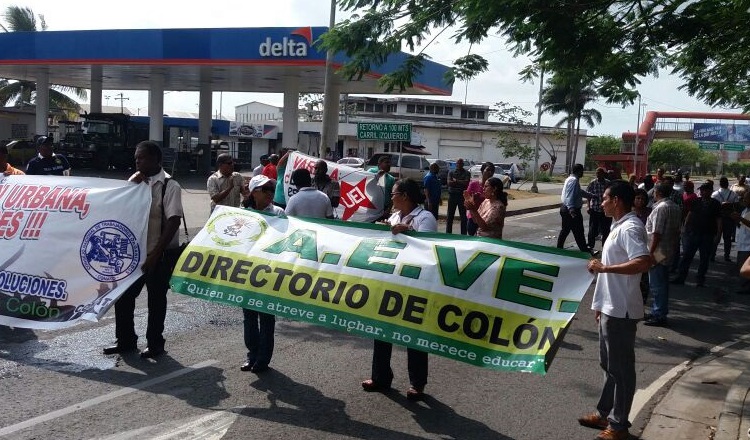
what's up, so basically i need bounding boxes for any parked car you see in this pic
[336,157,366,168]
[427,158,449,185]
[366,153,430,181]
[4,139,36,168]
[495,162,526,183]
[468,164,512,189]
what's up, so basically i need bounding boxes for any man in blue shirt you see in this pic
[26,136,71,176]
[557,163,597,255]
[423,162,442,219]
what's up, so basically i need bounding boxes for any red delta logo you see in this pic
[259,27,312,57]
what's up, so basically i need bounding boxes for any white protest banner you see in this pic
[281,152,385,222]
[171,206,594,374]
[0,175,150,329]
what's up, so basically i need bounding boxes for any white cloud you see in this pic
[16,0,737,138]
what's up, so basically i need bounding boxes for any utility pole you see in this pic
[319,0,338,158]
[114,92,129,114]
[531,68,545,193]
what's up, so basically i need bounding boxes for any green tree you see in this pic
[541,74,602,172]
[321,0,750,110]
[585,136,620,170]
[0,6,85,118]
[492,101,564,174]
[648,140,703,171]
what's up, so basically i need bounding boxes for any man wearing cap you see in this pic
[26,136,71,176]
[0,145,25,175]
[207,153,248,213]
[240,174,285,372]
[253,155,269,177]
[672,180,722,287]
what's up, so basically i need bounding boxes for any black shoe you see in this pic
[361,379,390,392]
[670,277,685,285]
[643,317,667,327]
[103,344,137,355]
[140,347,165,358]
[250,364,269,373]
[240,361,256,372]
[696,281,705,287]
[725,257,733,263]
[736,289,750,295]
[590,249,600,257]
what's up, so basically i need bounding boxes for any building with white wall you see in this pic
[234,96,586,174]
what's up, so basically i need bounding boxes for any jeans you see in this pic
[243,309,276,366]
[113,256,173,350]
[557,206,589,252]
[597,314,638,431]
[675,232,715,283]
[446,192,467,235]
[648,264,670,320]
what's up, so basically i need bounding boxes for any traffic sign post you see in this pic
[723,143,746,151]
[357,122,412,142]
[698,142,720,151]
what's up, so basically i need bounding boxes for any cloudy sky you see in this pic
[14,0,738,137]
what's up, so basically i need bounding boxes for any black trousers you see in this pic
[113,257,173,350]
[446,192,467,235]
[557,206,589,252]
[371,339,428,390]
[588,210,612,248]
[243,309,276,367]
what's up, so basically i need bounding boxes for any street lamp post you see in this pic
[633,94,642,178]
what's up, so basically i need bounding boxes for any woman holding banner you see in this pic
[240,175,286,373]
[362,178,436,401]
[464,176,507,239]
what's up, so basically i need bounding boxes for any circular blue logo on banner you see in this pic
[80,220,140,282]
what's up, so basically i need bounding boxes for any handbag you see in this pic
[161,177,189,266]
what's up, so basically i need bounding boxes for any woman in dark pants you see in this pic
[361,178,437,400]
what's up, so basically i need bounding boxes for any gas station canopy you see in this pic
[0,26,453,95]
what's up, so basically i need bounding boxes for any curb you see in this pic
[715,372,750,440]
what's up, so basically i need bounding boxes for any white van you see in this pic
[366,153,431,181]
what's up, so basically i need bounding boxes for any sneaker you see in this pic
[595,427,629,440]
[578,412,608,430]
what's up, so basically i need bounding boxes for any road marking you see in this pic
[507,209,558,221]
[0,359,218,437]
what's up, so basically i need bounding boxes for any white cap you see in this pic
[248,175,276,192]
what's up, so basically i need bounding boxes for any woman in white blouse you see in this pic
[361,178,435,401]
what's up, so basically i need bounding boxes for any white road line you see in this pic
[0,359,218,437]
[507,209,558,221]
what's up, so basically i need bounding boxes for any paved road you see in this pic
[1,170,749,439]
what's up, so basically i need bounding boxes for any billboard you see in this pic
[693,123,750,143]
[229,122,279,139]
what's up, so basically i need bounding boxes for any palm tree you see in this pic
[542,73,601,173]
[0,6,86,119]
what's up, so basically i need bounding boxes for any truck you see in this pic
[57,113,149,171]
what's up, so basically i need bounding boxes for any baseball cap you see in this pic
[247,175,276,192]
[35,136,53,148]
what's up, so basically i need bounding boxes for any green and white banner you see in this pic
[171,206,593,374]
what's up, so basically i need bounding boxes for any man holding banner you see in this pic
[580,180,650,440]
[103,141,184,359]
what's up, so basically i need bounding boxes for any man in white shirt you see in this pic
[285,168,334,219]
[252,154,269,177]
[578,180,651,440]
[731,191,750,294]
[712,176,739,262]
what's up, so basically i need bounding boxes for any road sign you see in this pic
[723,143,746,151]
[698,142,720,151]
[357,122,412,142]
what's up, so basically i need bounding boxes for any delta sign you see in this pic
[259,27,314,58]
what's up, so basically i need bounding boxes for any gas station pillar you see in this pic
[283,78,300,152]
